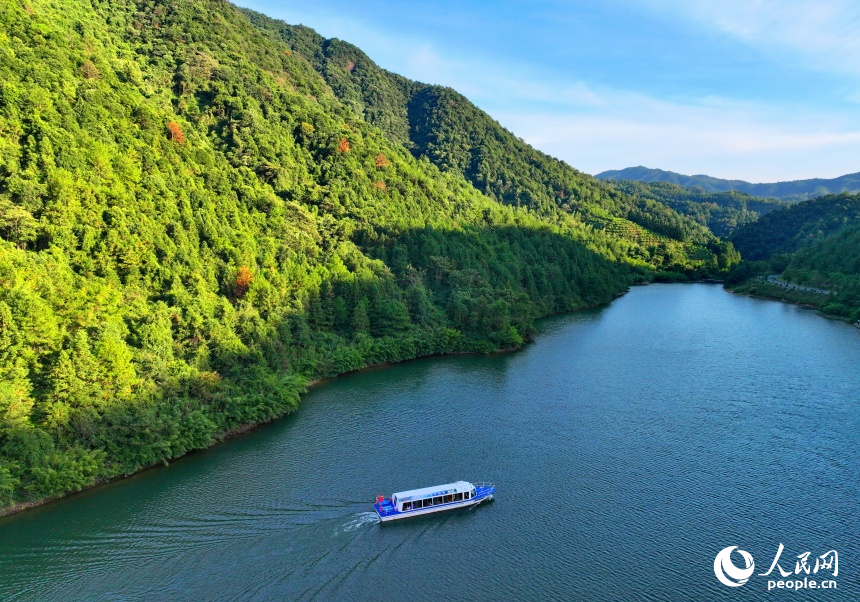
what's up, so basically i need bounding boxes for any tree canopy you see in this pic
[0,0,737,510]
[605,180,788,238]
[725,194,860,321]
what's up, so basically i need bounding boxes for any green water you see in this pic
[1,284,858,600]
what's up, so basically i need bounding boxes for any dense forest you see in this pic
[0,0,738,510]
[243,9,738,270]
[603,180,787,238]
[597,166,860,201]
[725,194,860,320]
[780,225,860,319]
[729,194,860,260]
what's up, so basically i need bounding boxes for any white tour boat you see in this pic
[373,481,495,522]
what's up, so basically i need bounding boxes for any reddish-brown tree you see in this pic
[80,60,100,80]
[375,153,389,168]
[235,265,253,297]
[337,137,350,153]
[167,121,185,144]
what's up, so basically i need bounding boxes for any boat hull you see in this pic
[374,491,493,522]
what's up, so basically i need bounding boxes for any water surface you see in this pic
[1,284,858,600]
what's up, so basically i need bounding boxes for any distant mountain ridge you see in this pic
[596,166,860,201]
[604,180,788,238]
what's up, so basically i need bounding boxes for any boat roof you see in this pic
[393,481,473,501]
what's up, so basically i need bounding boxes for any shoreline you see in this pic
[726,285,858,325]
[1,350,525,520]
[0,295,612,520]
[304,347,522,391]
[1,281,732,520]
[1,280,753,520]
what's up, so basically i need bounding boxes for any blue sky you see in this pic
[237,0,860,182]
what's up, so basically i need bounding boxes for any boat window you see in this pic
[454,493,463,501]
[403,502,412,511]
[431,496,440,505]
[464,491,470,500]
[471,488,476,498]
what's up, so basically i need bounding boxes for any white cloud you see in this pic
[639,0,860,76]
[400,55,606,111]
[497,95,860,181]
[327,20,860,180]
[388,43,860,181]
[237,0,860,181]
[439,60,860,181]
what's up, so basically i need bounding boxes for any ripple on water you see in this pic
[0,285,858,601]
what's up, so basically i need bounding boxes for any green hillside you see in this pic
[729,193,860,260]
[784,225,860,282]
[725,194,860,320]
[0,0,738,510]
[243,9,737,272]
[597,166,860,201]
[604,180,787,238]
[779,226,860,319]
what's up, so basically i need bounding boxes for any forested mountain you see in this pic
[603,180,787,238]
[782,225,860,304]
[725,194,860,320]
[0,0,737,511]
[729,194,860,260]
[244,9,735,261]
[597,166,860,201]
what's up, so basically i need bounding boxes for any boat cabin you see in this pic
[391,481,476,512]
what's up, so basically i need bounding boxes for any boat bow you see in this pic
[472,482,496,501]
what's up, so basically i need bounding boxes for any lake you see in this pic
[1,284,858,601]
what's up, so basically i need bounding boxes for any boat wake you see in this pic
[341,512,380,533]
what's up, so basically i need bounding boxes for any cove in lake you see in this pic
[1,284,858,601]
